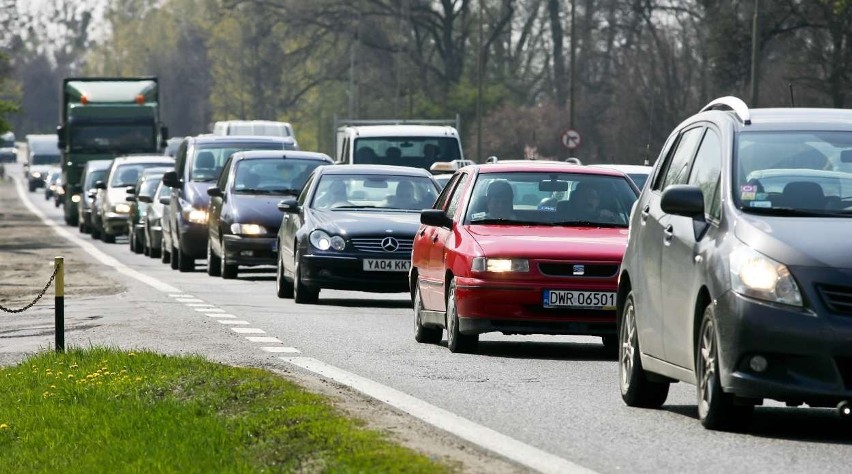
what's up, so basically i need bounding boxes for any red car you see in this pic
[410,162,639,353]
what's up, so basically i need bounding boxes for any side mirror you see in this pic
[94,180,106,190]
[138,195,153,203]
[420,209,453,228]
[207,186,223,197]
[160,125,169,142]
[661,184,708,240]
[126,195,137,202]
[87,189,97,199]
[126,186,136,194]
[162,170,180,187]
[277,196,300,213]
[159,197,172,205]
[56,125,66,150]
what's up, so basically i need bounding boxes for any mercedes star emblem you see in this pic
[381,236,399,252]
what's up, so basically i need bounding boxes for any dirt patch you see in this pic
[0,178,124,309]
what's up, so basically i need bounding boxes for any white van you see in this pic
[335,122,464,171]
[212,120,297,147]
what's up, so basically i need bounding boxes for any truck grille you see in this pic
[817,284,852,315]
[538,263,619,278]
[350,237,414,253]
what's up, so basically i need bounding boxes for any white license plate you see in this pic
[543,290,616,309]
[363,259,411,272]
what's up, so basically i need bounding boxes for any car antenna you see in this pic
[788,83,796,107]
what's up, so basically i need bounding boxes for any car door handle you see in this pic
[432,234,439,243]
[419,228,426,236]
[663,225,674,241]
[641,205,650,221]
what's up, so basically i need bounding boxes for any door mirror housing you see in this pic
[207,186,223,197]
[126,195,137,202]
[661,184,708,240]
[126,186,136,194]
[420,209,453,228]
[94,180,106,190]
[277,196,300,213]
[138,195,153,203]
[159,196,172,205]
[162,170,180,188]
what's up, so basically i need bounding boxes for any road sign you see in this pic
[561,129,581,150]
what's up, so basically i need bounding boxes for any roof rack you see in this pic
[699,96,751,125]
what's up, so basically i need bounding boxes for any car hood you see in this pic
[735,213,852,268]
[186,181,213,209]
[108,187,132,205]
[467,225,629,261]
[229,194,291,230]
[310,209,421,237]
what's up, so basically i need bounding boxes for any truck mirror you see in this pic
[56,125,66,149]
[160,125,169,142]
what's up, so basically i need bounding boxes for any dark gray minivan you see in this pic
[618,97,852,431]
[161,135,297,272]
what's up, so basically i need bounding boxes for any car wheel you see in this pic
[206,240,222,276]
[446,278,478,353]
[619,291,670,408]
[101,228,115,244]
[170,244,180,270]
[177,244,195,272]
[293,250,318,304]
[696,303,753,431]
[276,252,294,298]
[129,231,136,252]
[221,242,238,279]
[90,225,101,240]
[414,282,442,344]
[133,232,144,254]
[161,244,170,264]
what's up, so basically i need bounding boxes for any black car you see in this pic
[276,165,440,303]
[618,96,852,431]
[206,150,333,279]
[161,135,298,272]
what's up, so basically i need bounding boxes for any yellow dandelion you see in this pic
[69,364,78,369]
[0,423,8,430]
[50,385,56,389]
[135,377,142,382]
[129,352,136,357]
[42,392,50,398]
[67,374,74,379]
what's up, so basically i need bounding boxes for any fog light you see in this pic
[749,355,768,372]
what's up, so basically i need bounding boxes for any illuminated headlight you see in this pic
[113,203,131,214]
[32,172,41,178]
[230,223,267,235]
[471,257,529,273]
[56,187,65,195]
[181,207,208,224]
[730,244,802,306]
[309,230,345,251]
[71,194,81,203]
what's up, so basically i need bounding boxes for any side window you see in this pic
[339,138,349,164]
[688,129,723,220]
[445,173,471,220]
[298,174,315,205]
[217,157,233,189]
[433,173,461,210]
[654,127,704,191]
[175,141,188,176]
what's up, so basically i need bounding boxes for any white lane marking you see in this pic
[195,307,224,312]
[177,299,206,304]
[185,303,215,307]
[262,347,300,353]
[169,294,189,298]
[246,337,283,343]
[231,328,265,334]
[13,177,181,294]
[281,357,596,474]
[217,320,250,325]
[206,313,236,318]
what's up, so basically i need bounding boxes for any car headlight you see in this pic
[471,257,529,273]
[71,194,81,203]
[180,206,208,224]
[32,172,41,178]
[113,203,131,214]
[230,223,267,235]
[729,244,802,306]
[309,230,345,251]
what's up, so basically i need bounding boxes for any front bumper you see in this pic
[103,213,130,235]
[716,290,852,406]
[299,253,410,293]
[223,235,277,267]
[148,224,163,250]
[454,275,617,337]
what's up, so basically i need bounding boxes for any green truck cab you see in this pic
[56,77,168,226]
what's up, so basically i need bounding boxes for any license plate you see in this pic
[543,290,616,309]
[363,259,410,272]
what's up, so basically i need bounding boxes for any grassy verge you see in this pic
[0,347,452,473]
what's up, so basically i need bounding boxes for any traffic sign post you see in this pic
[561,129,581,150]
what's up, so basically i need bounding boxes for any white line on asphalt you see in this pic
[217,320,250,325]
[185,303,214,307]
[195,307,224,312]
[13,177,182,294]
[231,328,266,334]
[281,357,596,474]
[262,347,300,353]
[245,336,283,343]
[177,299,206,304]
[169,294,191,298]
[206,313,236,318]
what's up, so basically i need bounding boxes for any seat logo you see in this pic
[381,237,399,252]
[573,265,585,276]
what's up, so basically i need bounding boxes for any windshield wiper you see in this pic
[470,218,544,225]
[741,206,852,218]
[192,177,218,183]
[550,220,627,228]
[332,205,381,209]
[235,188,273,194]
[265,188,301,195]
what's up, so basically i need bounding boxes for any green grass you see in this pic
[0,347,453,473]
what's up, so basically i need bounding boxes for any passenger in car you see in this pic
[559,182,618,223]
[325,179,352,208]
[387,180,420,209]
[484,180,516,220]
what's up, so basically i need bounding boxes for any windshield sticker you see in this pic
[741,191,756,200]
[471,211,487,220]
[749,200,772,208]
[740,184,757,200]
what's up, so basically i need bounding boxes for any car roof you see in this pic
[84,159,113,170]
[318,164,433,177]
[231,150,332,162]
[190,135,295,144]
[691,105,852,133]
[141,166,172,175]
[474,162,627,177]
[112,155,175,164]
[343,125,459,138]
[589,164,653,173]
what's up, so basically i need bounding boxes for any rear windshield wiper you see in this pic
[550,220,627,228]
[740,206,852,218]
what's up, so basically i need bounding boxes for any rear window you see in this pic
[190,142,291,182]
[352,137,462,170]
[233,158,327,195]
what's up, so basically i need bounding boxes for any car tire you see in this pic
[90,225,101,240]
[276,252,294,298]
[177,244,195,272]
[161,244,170,264]
[446,279,478,353]
[170,245,180,270]
[150,244,161,259]
[293,250,318,304]
[101,228,115,244]
[207,240,222,277]
[133,232,144,254]
[696,304,753,431]
[129,231,136,253]
[414,282,442,344]
[619,291,670,408]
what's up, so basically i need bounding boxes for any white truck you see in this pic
[333,116,464,171]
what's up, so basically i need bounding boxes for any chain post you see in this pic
[55,257,65,352]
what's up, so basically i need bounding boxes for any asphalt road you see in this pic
[6,163,852,474]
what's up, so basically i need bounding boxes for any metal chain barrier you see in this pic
[0,265,59,313]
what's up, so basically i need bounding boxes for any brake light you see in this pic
[135,94,145,105]
[80,95,89,105]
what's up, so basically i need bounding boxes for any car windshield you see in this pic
[139,174,164,197]
[628,173,649,189]
[190,143,286,182]
[311,174,439,211]
[735,131,852,215]
[464,172,638,227]
[352,137,462,170]
[111,163,170,187]
[157,183,171,199]
[233,157,326,194]
[32,154,61,165]
[84,169,108,189]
